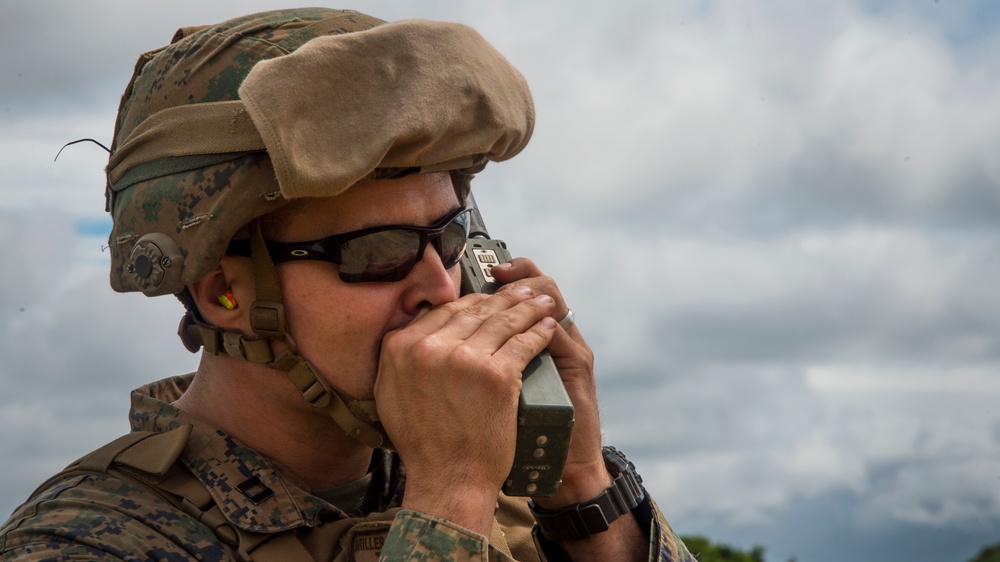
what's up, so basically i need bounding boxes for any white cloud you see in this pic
[483,0,1000,237]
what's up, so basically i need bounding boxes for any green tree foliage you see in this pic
[680,535,799,562]
[969,542,1000,562]
[680,535,768,562]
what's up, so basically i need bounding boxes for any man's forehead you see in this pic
[269,172,459,241]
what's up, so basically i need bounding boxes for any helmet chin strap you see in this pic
[178,219,391,450]
[264,335,390,450]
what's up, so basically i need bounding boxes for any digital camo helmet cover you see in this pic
[107,8,535,296]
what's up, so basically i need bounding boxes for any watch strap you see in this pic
[529,446,647,542]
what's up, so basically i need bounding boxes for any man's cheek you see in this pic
[448,267,462,299]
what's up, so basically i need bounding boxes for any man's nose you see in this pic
[401,240,460,313]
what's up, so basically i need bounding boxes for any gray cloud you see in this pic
[0,217,198,516]
[492,0,1000,238]
[2,2,1000,561]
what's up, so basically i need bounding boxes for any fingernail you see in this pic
[541,317,557,329]
[514,285,533,296]
[535,294,553,304]
[493,263,512,270]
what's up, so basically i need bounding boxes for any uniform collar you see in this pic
[129,374,403,533]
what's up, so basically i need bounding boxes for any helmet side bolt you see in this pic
[134,254,154,278]
[127,233,184,296]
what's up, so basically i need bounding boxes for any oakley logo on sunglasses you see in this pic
[227,207,473,283]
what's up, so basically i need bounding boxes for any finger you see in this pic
[462,292,557,351]
[396,283,541,342]
[545,318,593,374]
[490,258,573,318]
[491,316,559,371]
[488,257,540,283]
[396,291,490,337]
[433,283,548,340]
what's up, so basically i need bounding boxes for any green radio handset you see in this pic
[459,194,575,497]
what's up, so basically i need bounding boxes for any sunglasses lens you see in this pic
[335,208,471,283]
[339,230,420,282]
[438,215,470,268]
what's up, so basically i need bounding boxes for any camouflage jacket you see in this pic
[0,375,693,561]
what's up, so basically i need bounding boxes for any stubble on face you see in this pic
[265,172,463,401]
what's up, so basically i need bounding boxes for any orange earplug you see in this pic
[218,290,238,310]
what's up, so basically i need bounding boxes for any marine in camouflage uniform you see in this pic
[0,8,695,562]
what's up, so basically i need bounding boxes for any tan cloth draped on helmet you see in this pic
[239,19,533,199]
[107,19,534,204]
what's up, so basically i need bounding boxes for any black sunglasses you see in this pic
[227,207,473,283]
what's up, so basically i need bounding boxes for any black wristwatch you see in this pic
[529,446,651,542]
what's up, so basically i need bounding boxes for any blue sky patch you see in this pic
[75,217,112,238]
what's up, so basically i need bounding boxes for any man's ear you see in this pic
[187,256,256,333]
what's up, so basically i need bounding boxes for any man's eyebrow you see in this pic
[324,205,466,237]
[432,205,465,225]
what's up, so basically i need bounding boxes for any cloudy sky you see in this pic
[2,1,999,561]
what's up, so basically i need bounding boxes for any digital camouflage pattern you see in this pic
[0,374,695,561]
[0,375,506,561]
[107,8,385,294]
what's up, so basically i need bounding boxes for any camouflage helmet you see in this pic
[107,7,535,297]
[105,8,535,449]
